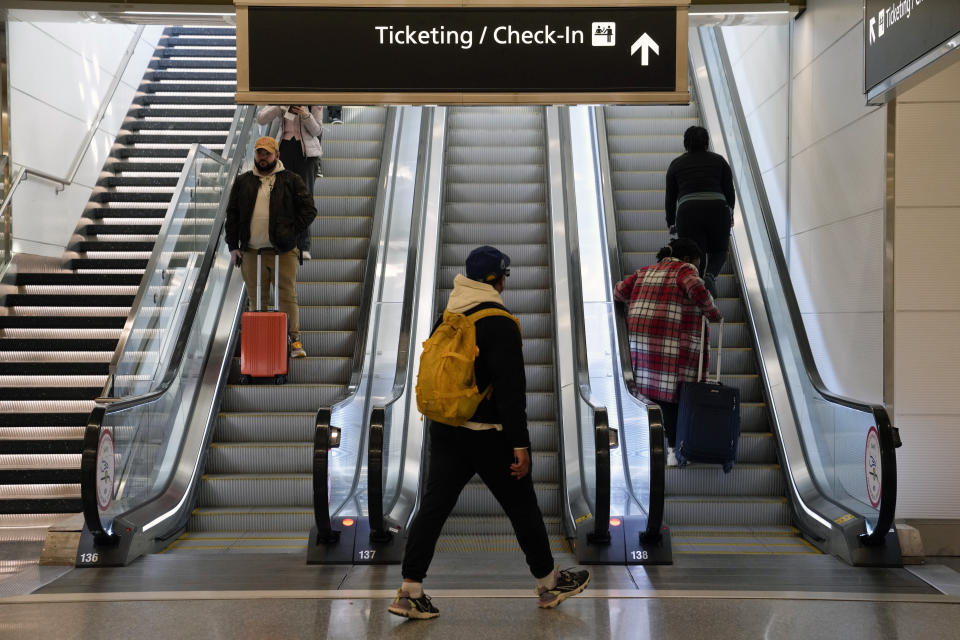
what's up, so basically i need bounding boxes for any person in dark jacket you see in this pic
[665,125,736,298]
[389,246,590,620]
[225,136,317,358]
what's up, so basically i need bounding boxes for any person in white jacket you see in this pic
[256,105,324,259]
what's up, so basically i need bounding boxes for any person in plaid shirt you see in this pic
[614,238,722,465]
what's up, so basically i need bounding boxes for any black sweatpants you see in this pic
[676,199,731,298]
[401,421,555,582]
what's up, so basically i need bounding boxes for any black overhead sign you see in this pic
[236,3,689,105]
[864,0,960,95]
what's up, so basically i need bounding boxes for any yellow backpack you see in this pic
[415,307,520,426]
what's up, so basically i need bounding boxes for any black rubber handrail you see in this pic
[587,406,612,544]
[703,27,900,545]
[80,108,257,542]
[312,408,341,544]
[366,408,391,543]
[616,304,668,543]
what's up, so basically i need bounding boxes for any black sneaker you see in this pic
[536,568,590,609]
[388,589,439,619]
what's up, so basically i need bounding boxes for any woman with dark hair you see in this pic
[665,125,735,298]
[614,237,723,465]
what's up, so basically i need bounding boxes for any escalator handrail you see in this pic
[81,107,258,540]
[367,108,434,535]
[592,106,668,543]
[311,107,400,538]
[701,27,899,544]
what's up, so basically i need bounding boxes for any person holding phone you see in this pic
[256,105,324,260]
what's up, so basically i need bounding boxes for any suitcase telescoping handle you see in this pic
[697,316,723,383]
[256,250,281,312]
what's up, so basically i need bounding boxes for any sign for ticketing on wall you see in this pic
[864,0,960,97]
[234,1,690,105]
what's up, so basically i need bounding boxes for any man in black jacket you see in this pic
[389,246,589,620]
[225,136,317,357]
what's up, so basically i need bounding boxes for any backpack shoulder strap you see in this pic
[466,307,521,332]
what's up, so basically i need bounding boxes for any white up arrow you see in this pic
[630,33,659,66]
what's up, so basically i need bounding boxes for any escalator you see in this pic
[602,103,806,554]
[166,107,389,553]
[0,26,236,528]
[432,106,566,553]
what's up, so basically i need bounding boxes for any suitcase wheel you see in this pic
[723,461,733,474]
[274,374,287,385]
[239,374,251,385]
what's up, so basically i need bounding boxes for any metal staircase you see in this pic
[169,106,389,553]
[432,106,566,553]
[603,104,813,555]
[0,26,237,535]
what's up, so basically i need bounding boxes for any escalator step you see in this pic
[0,470,80,485]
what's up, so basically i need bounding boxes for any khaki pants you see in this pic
[240,248,301,342]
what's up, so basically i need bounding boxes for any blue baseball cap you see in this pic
[465,245,511,284]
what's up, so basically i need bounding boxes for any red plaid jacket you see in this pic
[614,258,723,403]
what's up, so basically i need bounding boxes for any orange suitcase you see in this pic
[240,251,288,384]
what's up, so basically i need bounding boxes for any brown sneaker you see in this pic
[289,340,306,358]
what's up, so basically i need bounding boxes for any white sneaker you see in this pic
[667,447,678,467]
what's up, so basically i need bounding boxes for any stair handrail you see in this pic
[6,27,146,196]
[81,105,258,542]
[697,26,900,547]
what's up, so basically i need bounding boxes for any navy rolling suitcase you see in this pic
[675,317,740,473]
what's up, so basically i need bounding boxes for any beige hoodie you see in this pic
[446,274,505,313]
[248,159,285,250]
